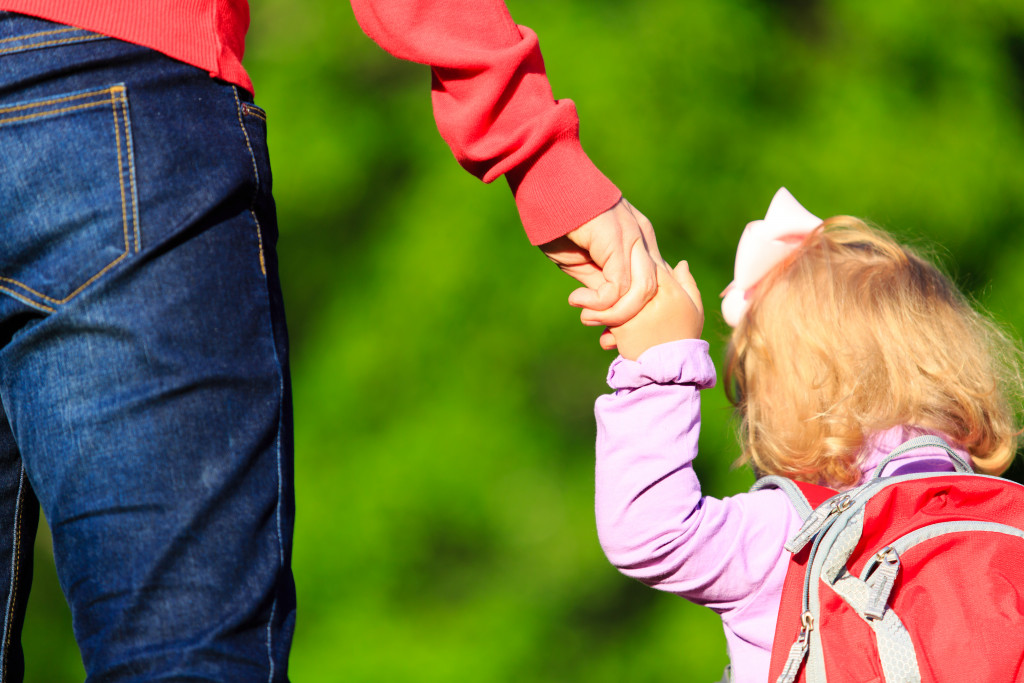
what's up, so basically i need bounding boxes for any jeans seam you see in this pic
[232,87,267,276]
[0,85,138,310]
[0,26,79,44]
[0,467,26,680]
[233,85,282,681]
[0,28,106,56]
[265,316,286,683]
[265,600,277,682]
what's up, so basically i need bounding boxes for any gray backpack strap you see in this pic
[751,475,814,520]
[831,574,922,682]
[871,435,972,481]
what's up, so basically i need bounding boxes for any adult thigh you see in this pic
[0,13,294,681]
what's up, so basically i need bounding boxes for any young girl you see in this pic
[593,188,1022,683]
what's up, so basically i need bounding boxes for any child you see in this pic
[593,188,1022,683]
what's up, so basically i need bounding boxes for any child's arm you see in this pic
[601,255,704,361]
[594,342,801,614]
[593,260,801,621]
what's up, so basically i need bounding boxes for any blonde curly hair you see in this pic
[725,217,1023,489]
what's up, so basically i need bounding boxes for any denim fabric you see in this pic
[0,12,294,682]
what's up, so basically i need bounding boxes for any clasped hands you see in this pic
[540,198,704,361]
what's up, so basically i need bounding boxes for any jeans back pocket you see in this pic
[0,83,139,312]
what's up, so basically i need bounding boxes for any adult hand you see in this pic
[599,260,705,359]
[538,198,663,327]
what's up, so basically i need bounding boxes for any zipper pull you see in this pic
[864,546,901,620]
[776,611,814,683]
[785,494,852,553]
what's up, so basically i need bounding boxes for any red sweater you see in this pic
[0,0,621,243]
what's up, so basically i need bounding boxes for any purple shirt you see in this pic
[594,339,964,683]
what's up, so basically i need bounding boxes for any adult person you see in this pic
[0,0,660,680]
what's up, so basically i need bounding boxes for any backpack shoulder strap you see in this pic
[767,541,813,683]
[764,480,836,683]
[871,434,973,480]
[751,476,836,520]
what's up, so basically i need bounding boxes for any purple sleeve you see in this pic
[594,339,802,615]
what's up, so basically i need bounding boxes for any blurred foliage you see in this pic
[19,0,1024,680]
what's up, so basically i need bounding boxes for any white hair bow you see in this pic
[721,188,822,327]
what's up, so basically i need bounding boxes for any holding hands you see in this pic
[602,260,704,360]
[540,198,662,327]
[541,197,703,360]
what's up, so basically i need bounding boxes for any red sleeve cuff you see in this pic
[505,131,622,246]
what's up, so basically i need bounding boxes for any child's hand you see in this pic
[599,256,704,361]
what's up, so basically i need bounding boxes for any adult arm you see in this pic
[350,0,659,323]
[595,340,799,612]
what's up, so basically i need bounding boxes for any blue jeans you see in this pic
[0,13,294,681]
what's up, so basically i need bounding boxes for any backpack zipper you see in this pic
[863,546,900,620]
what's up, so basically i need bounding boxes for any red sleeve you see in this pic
[349,0,622,245]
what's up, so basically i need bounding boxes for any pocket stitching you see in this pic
[0,84,138,310]
[0,88,114,123]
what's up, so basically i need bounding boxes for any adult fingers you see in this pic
[560,261,608,296]
[599,328,617,351]
[563,198,658,312]
[573,201,638,310]
[579,240,659,327]
[569,280,620,313]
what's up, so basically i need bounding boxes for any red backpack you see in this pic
[755,435,1024,683]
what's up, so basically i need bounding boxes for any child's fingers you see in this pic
[672,260,704,314]
[622,198,664,265]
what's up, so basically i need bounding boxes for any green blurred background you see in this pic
[20,0,1024,679]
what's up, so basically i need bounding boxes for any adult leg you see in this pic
[0,406,38,682]
[0,13,294,681]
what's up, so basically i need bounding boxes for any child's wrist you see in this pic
[627,337,702,362]
[608,339,716,389]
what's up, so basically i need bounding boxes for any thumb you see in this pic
[672,260,703,315]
